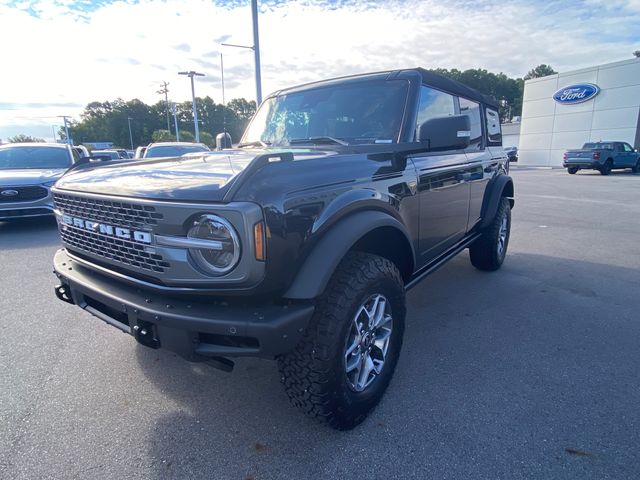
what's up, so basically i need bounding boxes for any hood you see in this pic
[53,148,332,202]
[0,168,67,186]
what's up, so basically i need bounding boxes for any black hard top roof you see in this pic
[273,67,500,111]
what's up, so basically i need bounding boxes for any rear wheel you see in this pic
[567,167,578,175]
[278,252,405,430]
[600,160,612,175]
[470,197,511,271]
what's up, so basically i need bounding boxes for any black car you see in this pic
[52,68,513,429]
[504,146,518,162]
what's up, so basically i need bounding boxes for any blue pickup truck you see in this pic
[563,141,640,175]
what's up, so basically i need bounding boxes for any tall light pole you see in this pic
[51,125,57,143]
[171,102,180,142]
[58,115,71,145]
[221,0,263,106]
[127,117,134,150]
[178,70,205,142]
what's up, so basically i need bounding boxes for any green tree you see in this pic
[8,134,45,143]
[634,50,640,58]
[524,64,557,80]
[199,131,215,148]
[151,130,175,142]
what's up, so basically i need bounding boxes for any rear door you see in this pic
[409,85,471,264]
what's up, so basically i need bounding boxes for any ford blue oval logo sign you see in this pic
[553,84,600,105]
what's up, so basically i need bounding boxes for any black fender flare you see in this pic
[480,174,514,229]
[283,210,414,300]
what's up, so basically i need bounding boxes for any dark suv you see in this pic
[52,69,513,429]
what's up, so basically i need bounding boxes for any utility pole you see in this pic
[58,116,71,145]
[171,102,180,142]
[127,117,134,150]
[221,0,263,106]
[157,81,171,132]
[178,70,205,142]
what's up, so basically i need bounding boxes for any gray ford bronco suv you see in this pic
[52,68,514,429]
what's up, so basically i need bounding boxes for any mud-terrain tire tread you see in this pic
[278,252,405,430]
[469,196,511,271]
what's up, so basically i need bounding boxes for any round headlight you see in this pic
[187,214,240,275]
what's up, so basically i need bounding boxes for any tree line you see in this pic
[62,97,256,149]
[7,64,556,146]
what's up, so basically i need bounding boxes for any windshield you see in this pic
[583,143,613,150]
[241,79,409,146]
[0,146,72,170]
[144,145,209,158]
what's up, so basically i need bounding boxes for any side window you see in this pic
[415,85,455,139]
[459,97,483,149]
[485,108,502,145]
[623,143,633,152]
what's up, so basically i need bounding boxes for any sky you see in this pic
[0,0,638,141]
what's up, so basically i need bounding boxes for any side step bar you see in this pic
[405,233,481,291]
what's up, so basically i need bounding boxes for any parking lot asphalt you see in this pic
[1,168,639,480]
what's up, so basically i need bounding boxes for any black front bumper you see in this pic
[53,249,314,361]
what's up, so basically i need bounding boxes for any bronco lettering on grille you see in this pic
[61,215,152,244]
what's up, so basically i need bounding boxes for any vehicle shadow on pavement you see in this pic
[0,217,60,249]
[136,252,640,480]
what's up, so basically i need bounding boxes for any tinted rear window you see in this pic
[145,145,209,158]
[583,143,613,150]
[0,146,72,170]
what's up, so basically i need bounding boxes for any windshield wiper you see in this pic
[288,136,349,146]
[238,140,271,148]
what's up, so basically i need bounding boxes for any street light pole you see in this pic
[178,70,205,142]
[171,102,180,142]
[157,81,171,132]
[251,0,262,105]
[58,115,71,145]
[221,0,263,106]
[127,117,134,150]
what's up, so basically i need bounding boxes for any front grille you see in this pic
[60,225,170,273]
[0,185,48,202]
[53,192,170,274]
[53,192,163,229]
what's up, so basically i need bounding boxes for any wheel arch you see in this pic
[480,174,514,229]
[283,210,415,300]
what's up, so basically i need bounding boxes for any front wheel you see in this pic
[632,160,640,174]
[278,252,405,430]
[469,197,511,271]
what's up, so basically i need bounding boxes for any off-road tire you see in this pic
[567,167,578,175]
[469,196,511,271]
[600,160,612,175]
[278,252,405,430]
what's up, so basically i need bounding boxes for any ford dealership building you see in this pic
[518,58,640,166]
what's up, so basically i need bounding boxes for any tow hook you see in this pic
[54,284,74,305]
[133,321,160,349]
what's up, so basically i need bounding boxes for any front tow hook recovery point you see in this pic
[133,322,160,349]
[54,284,74,305]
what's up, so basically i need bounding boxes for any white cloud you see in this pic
[0,0,638,140]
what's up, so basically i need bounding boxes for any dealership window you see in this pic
[459,97,482,148]
[416,85,455,138]
[485,108,501,144]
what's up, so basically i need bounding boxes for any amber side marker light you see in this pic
[254,221,265,261]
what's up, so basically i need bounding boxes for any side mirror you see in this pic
[418,114,471,151]
[216,132,232,150]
